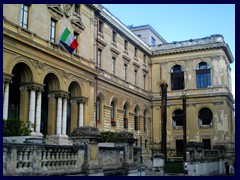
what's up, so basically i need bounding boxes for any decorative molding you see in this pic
[133,62,140,70]
[71,19,85,33]
[110,47,120,58]
[47,4,64,20]
[63,4,73,17]
[122,55,131,65]
[96,38,107,50]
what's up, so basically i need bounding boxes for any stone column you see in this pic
[19,85,29,123]
[79,102,84,127]
[70,100,78,133]
[62,97,67,135]
[29,88,36,132]
[56,96,63,135]
[3,81,10,120]
[48,93,56,135]
[35,90,42,135]
[70,126,103,176]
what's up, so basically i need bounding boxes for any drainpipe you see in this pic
[94,16,99,129]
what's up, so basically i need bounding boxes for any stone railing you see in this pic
[3,142,85,176]
[3,127,144,176]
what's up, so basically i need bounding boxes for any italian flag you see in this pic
[59,28,79,53]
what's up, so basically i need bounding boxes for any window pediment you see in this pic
[47,4,64,20]
[133,62,140,70]
[97,38,107,50]
[110,47,120,58]
[122,55,131,65]
[71,19,85,33]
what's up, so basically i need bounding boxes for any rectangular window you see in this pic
[202,139,211,150]
[151,37,156,45]
[112,57,115,74]
[20,4,29,28]
[97,49,102,67]
[73,31,79,54]
[112,30,117,42]
[99,20,103,33]
[75,4,80,14]
[143,75,146,89]
[134,47,138,57]
[143,54,146,64]
[124,39,128,50]
[134,70,137,85]
[124,64,127,80]
[50,18,56,43]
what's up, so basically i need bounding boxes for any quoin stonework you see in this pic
[3,4,235,169]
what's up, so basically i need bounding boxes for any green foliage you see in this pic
[165,161,184,173]
[3,118,33,136]
[100,131,117,142]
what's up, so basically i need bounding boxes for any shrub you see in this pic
[100,131,117,142]
[3,118,33,136]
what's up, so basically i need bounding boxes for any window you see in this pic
[143,75,146,90]
[171,65,184,90]
[75,4,80,14]
[198,108,213,126]
[134,70,137,85]
[112,30,117,42]
[20,4,29,28]
[123,64,127,80]
[97,49,102,67]
[123,104,128,129]
[151,37,156,45]
[98,20,103,33]
[134,108,139,130]
[143,54,147,64]
[196,62,211,88]
[124,39,128,50]
[111,101,116,126]
[96,97,101,123]
[144,110,147,132]
[172,109,183,128]
[202,139,211,150]
[176,140,184,154]
[73,31,79,54]
[50,18,56,43]
[134,47,138,57]
[112,57,115,74]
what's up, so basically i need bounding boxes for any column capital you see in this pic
[3,73,13,83]
[20,82,45,92]
[48,90,69,98]
[71,96,88,104]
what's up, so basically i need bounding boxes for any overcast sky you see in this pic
[102,4,235,99]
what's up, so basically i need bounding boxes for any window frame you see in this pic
[50,18,57,43]
[171,65,185,90]
[196,62,211,88]
[198,108,213,127]
[20,4,29,29]
[112,57,116,75]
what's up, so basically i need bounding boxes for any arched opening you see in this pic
[171,64,184,90]
[41,73,60,136]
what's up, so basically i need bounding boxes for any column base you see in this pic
[45,134,73,145]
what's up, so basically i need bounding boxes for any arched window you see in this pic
[134,107,139,130]
[123,104,128,129]
[172,109,183,128]
[144,110,147,132]
[171,65,184,90]
[196,62,211,88]
[96,97,101,123]
[111,101,116,126]
[198,108,213,126]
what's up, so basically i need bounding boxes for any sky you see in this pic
[102,4,235,99]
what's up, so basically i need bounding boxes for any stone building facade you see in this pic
[3,4,235,159]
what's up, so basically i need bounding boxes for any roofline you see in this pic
[129,24,167,43]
